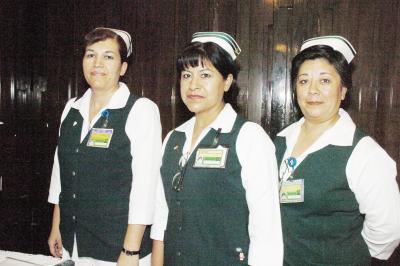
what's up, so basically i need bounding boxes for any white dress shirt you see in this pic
[48,82,162,225]
[277,108,400,260]
[151,104,283,266]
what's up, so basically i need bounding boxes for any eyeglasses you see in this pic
[172,156,189,192]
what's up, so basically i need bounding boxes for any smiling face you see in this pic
[296,58,347,124]
[82,38,127,92]
[180,59,232,118]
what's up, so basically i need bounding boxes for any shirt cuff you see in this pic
[150,226,165,241]
[48,194,59,204]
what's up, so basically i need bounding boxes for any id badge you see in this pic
[193,145,228,168]
[87,128,113,148]
[280,179,304,203]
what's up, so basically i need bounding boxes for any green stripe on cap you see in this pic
[192,31,241,60]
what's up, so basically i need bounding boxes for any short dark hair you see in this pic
[84,28,128,62]
[291,45,353,91]
[176,42,240,106]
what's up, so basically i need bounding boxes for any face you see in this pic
[296,58,347,123]
[82,38,127,92]
[180,59,232,117]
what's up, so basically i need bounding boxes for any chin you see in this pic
[303,111,324,119]
[185,106,203,114]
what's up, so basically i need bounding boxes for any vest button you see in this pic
[176,200,181,206]
[72,171,76,176]
[75,148,79,153]
[73,194,76,199]
[178,226,182,231]
[177,251,181,256]
[72,215,76,220]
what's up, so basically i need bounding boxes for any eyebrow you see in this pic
[298,72,333,76]
[297,73,309,77]
[85,48,117,54]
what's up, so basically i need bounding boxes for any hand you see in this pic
[48,227,63,258]
[117,252,139,266]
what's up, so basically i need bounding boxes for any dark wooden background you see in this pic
[0,0,399,263]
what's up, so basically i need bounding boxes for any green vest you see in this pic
[161,115,250,266]
[275,128,370,266]
[58,93,151,261]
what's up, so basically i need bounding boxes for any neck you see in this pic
[90,85,118,109]
[194,103,225,131]
[302,114,340,137]
[291,114,340,158]
[189,103,225,151]
[89,85,118,122]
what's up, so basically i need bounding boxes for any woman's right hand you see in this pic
[48,226,63,257]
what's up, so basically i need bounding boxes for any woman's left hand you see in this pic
[116,253,139,266]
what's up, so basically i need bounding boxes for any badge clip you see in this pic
[210,128,222,148]
[101,109,110,128]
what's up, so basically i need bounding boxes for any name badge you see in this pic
[280,179,304,203]
[193,145,228,168]
[87,128,113,148]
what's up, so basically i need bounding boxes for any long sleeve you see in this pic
[48,98,76,204]
[126,98,162,225]
[150,131,173,240]
[347,136,400,260]
[237,122,283,266]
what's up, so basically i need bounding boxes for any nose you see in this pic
[308,79,319,95]
[94,56,103,67]
[188,75,200,91]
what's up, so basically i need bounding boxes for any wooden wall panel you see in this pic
[0,0,399,261]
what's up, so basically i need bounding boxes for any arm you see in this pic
[48,99,75,256]
[48,98,76,204]
[150,176,169,266]
[151,240,164,266]
[48,204,63,257]
[150,132,173,266]
[117,224,146,266]
[347,137,400,259]
[237,122,283,266]
[127,98,162,224]
[117,98,162,265]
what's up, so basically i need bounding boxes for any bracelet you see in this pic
[121,247,141,256]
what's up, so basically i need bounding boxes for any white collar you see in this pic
[175,103,238,134]
[71,82,130,111]
[278,109,356,153]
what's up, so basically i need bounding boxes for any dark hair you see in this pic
[291,45,353,91]
[176,41,240,106]
[84,28,128,62]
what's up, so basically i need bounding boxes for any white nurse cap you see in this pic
[96,27,133,57]
[300,35,356,63]
[191,31,241,60]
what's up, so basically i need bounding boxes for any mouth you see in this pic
[187,94,204,100]
[91,71,106,76]
[306,101,323,105]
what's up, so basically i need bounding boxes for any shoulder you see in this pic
[64,97,77,110]
[239,121,269,137]
[128,97,161,123]
[353,136,395,165]
[131,97,159,113]
[60,97,78,122]
[238,121,274,148]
